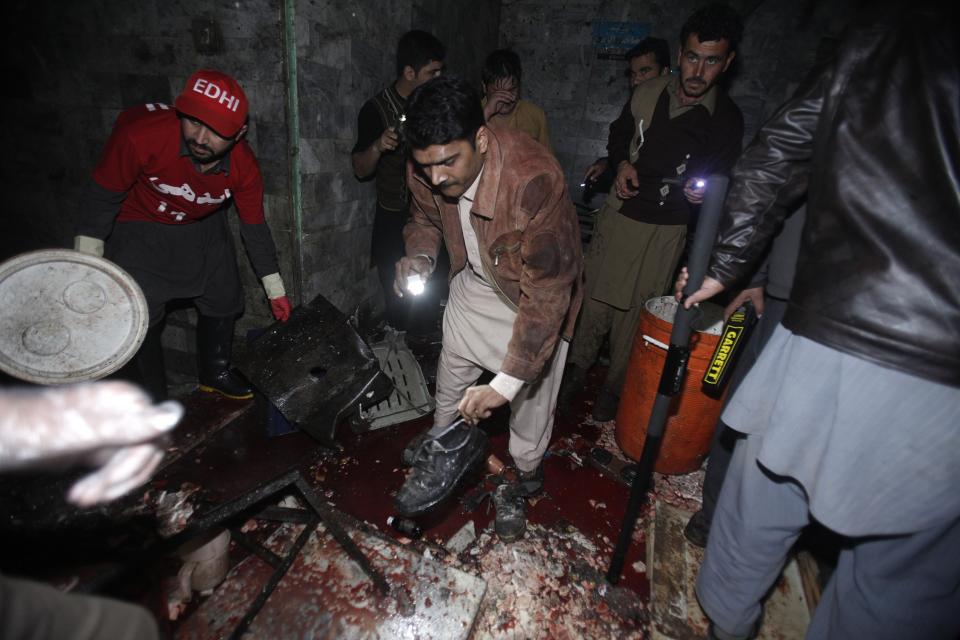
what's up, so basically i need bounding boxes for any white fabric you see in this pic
[457,167,485,277]
[456,165,522,400]
[722,324,960,536]
[260,272,285,299]
[489,372,525,402]
[74,235,105,257]
[434,268,567,472]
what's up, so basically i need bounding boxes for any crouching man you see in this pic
[393,76,583,541]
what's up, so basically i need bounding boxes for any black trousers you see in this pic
[105,214,244,399]
[106,214,244,326]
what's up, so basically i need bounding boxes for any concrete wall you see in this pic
[497,0,861,200]
[296,0,498,318]
[1,0,855,389]
[0,0,498,389]
[2,0,292,318]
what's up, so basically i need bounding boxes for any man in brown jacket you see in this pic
[392,75,583,541]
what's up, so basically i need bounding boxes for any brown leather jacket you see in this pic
[403,127,584,382]
[707,6,959,387]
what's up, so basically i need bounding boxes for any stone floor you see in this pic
[0,330,817,638]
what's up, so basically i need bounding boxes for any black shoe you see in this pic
[394,425,488,516]
[199,369,254,400]
[493,482,527,542]
[591,386,619,422]
[401,429,431,467]
[556,364,586,415]
[515,463,544,497]
[683,509,711,548]
[197,315,253,400]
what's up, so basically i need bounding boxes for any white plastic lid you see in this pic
[644,295,724,335]
[0,249,148,384]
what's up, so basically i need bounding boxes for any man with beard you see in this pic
[74,69,291,401]
[392,76,583,541]
[560,3,744,421]
[582,36,672,187]
[682,5,959,637]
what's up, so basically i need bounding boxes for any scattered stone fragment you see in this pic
[445,520,477,555]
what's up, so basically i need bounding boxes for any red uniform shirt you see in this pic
[92,103,265,225]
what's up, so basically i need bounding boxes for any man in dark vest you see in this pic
[560,3,744,422]
[352,30,445,330]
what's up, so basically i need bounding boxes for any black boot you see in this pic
[492,481,527,542]
[591,386,620,422]
[683,509,711,548]
[515,462,544,497]
[196,315,253,400]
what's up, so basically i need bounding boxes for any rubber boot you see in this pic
[492,480,527,542]
[196,315,253,400]
[591,386,620,422]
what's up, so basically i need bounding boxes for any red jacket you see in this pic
[404,127,583,382]
[93,103,265,225]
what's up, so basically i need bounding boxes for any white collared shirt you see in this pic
[457,168,525,402]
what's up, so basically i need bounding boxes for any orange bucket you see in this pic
[615,296,726,474]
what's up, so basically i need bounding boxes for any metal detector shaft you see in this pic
[606,175,730,585]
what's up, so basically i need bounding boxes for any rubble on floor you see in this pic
[454,523,646,639]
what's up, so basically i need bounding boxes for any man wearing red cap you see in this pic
[75,69,291,401]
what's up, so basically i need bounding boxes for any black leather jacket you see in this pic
[707,7,959,387]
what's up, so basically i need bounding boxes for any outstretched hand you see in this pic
[674,266,726,309]
[0,381,184,506]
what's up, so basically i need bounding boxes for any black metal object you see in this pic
[702,300,759,398]
[292,475,394,599]
[235,293,394,444]
[657,345,690,396]
[155,467,408,637]
[228,512,318,640]
[606,175,730,585]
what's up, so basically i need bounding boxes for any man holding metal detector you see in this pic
[679,6,960,638]
[391,75,583,542]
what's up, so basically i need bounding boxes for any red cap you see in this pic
[174,69,248,138]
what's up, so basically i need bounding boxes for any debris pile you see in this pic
[454,523,646,639]
[593,418,705,512]
[138,482,201,537]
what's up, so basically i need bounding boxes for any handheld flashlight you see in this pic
[694,179,706,189]
[406,274,425,296]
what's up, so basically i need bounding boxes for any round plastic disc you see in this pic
[0,249,148,384]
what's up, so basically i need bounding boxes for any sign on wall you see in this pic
[591,21,652,60]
